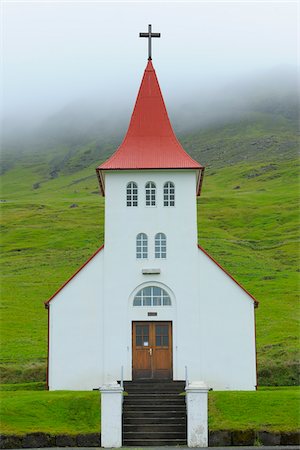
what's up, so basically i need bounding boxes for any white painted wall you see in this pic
[48,168,257,391]
[48,250,104,390]
[196,248,257,390]
[102,170,201,383]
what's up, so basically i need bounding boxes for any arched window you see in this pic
[164,182,175,206]
[155,233,167,258]
[133,286,171,306]
[136,233,148,259]
[127,182,138,207]
[145,182,156,206]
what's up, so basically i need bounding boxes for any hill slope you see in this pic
[1,114,299,386]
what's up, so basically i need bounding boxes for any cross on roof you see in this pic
[139,24,161,60]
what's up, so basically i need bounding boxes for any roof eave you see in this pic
[44,245,105,307]
[198,244,259,307]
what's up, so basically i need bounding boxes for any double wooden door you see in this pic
[132,321,172,380]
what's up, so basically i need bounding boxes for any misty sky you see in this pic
[2,1,298,124]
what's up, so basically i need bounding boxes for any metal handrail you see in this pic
[120,365,124,390]
[185,365,188,389]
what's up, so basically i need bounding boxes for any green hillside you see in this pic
[1,114,299,386]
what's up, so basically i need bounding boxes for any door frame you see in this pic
[132,320,173,380]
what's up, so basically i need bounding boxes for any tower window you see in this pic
[133,286,171,306]
[164,182,175,206]
[127,182,138,207]
[155,233,167,258]
[136,233,148,259]
[145,182,156,206]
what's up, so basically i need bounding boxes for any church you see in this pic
[45,30,258,392]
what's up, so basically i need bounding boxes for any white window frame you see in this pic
[133,286,171,306]
[127,182,138,207]
[155,233,167,259]
[145,182,156,207]
[136,233,148,259]
[164,181,175,207]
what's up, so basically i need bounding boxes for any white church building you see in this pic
[45,57,258,392]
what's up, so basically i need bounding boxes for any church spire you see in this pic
[96,54,204,195]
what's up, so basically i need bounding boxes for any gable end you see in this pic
[198,244,259,307]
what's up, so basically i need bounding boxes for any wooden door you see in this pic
[132,322,172,380]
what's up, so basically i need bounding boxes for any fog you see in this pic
[2,1,298,146]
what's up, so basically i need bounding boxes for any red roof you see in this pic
[97,60,203,174]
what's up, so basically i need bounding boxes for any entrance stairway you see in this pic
[122,380,186,446]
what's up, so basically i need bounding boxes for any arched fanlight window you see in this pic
[133,286,171,306]
[136,233,148,259]
[145,182,156,206]
[127,182,138,207]
[155,233,167,258]
[164,182,175,206]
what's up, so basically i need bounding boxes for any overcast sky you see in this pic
[1,1,298,124]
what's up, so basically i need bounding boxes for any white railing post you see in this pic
[185,381,209,447]
[100,381,123,448]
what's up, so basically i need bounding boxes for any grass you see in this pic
[0,388,298,435]
[0,391,101,435]
[0,155,299,385]
[209,387,300,432]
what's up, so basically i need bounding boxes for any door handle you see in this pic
[149,348,153,356]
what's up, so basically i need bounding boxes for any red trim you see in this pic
[44,245,104,306]
[96,167,203,197]
[254,308,258,389]
[46,307,49,390]
[197,244,259,306]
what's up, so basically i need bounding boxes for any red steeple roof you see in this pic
[96,60,204,193]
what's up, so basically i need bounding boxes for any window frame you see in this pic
[145,181,156,207]
[136,233,148,259]
[163,181,175,207]
[155,232,167,259]
[133,286,171,307]
[127,181,138,207]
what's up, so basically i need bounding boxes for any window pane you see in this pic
[162,336,169,346]
[143,297,151,306]
[136,325,143,335]
[153,297,161,306]
[153,287,161,296]
[156,336,162,346]
[163,297,171,305]
[127,182,138,207]
[161,325,168,336]
[136,336,142,346]
[143,287,151,296]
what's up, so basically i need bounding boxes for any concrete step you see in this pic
[125,391,184,399]
[123,439,187,446]
[124,382,185,391]
[124,410,186,418]
[124,397,184,404]
[123,405,186,416]
[123,405,186,412]
[122,380,187,445]
[123,424,186,433]
[123,430,186,439]
[124,416,186,424]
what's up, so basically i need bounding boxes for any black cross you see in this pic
[139,24,161,60]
